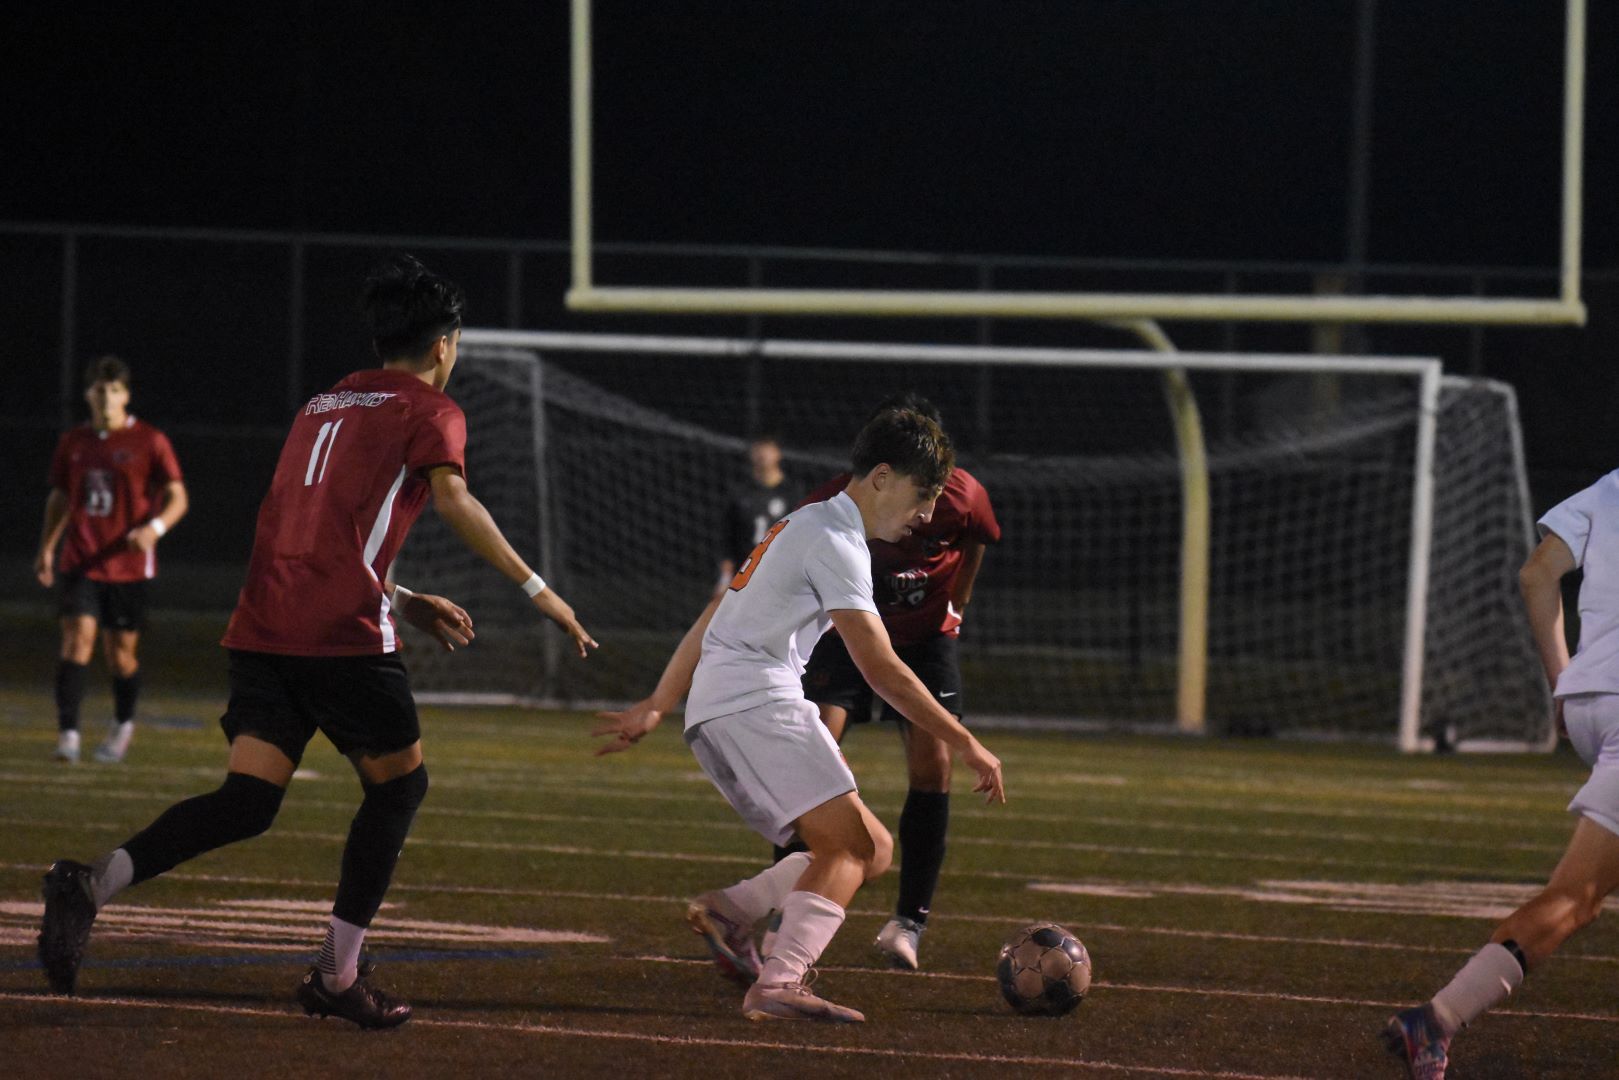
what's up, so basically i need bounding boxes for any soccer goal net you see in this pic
[392,330,1551,750]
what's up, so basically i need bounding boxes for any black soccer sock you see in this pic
[121,772,286,885]
[332,765,428,929]
[772,838,809,864]
[55,659,89,732]
[896,789,950,925]
[112,671,142,723]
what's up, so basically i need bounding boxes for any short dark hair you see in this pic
[866,392,941,427]
[83,355,131,389]
[361,254,466,361]
[850,408,954,493]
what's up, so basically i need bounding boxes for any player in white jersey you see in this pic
[1385,469,1619,1078]
[595,408,1005,1023]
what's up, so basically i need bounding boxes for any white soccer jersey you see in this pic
[1540,470,1619,697]
[685,491,878,728]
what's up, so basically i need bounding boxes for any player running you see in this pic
[594,407,1005,1023]
[796,394,1000,970]
[37,255,596,1027]
[36,356,188,764]
[1384,469,1619,1077]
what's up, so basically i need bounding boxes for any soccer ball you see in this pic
[996,922,1091,1016]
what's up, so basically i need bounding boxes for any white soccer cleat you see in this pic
[53,731,80,764]
[685,891,762,985]
[874,915,925,970]
[92,721,133,764]
[742,971,865,1023]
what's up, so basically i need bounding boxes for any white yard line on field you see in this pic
[0,989,1318,1079]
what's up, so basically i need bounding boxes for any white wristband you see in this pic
[520,572,546,598]
[392,584,414,606]
[147,518,167,538]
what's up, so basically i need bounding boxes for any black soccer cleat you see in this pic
[296,967,412,1029]
[38,859,99,995]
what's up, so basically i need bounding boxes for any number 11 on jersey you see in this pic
[304,419,344,486]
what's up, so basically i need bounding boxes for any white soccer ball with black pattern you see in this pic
[996,922,1091,1016]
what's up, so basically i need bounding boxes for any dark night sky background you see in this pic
[2,1,1616,582]
[6,1,1614,268]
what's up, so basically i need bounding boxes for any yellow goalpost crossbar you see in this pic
[566,0,1586,327]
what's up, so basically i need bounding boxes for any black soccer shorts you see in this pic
[219,650,421,766]
[802,632,964,724]
[59,573,148,632]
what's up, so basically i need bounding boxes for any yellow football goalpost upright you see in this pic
[564,0,1587,751]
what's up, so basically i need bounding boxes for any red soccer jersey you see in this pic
[222,368,467,656]
[800,467,1001,647]
[48,417,183,583]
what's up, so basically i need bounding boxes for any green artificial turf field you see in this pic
[1,685,1614,1078]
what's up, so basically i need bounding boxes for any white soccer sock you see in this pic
[316,916,367,992]
[89,848,134,910]
[103,720,134,755]
[757,890,845,985]
[721,852,812,923]
[1430,942,1525,1035]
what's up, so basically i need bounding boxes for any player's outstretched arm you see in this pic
[1520,531,1576,732]
[428,466,598,657]
[593,595,722,755]
[832,608,1005,804]
[35,488,69,587]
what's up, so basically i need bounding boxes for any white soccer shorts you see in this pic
[1562,692,1619,837]
[685,698,857,846]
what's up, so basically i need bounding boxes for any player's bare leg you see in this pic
[761,702,854,958]
[39,735,293,994]
[819,704,850,745]
[876,719,952,969]
[52,616,97,762]
[1385,818,1619,1077]
[93,628,140,763]
[298,740,425,1029]
[742,793,891,1023]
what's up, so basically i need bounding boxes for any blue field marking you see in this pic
[0,947,550,972]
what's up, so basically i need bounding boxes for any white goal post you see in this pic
[393,329,1552,752]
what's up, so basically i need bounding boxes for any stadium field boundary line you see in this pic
[0,777,1571,855]
[0,990,1312,1079]
[0,763,1578,832]
[4,866,1617,965]
[0,812,1551,880]
[635,956,1619,1025]
[0,750,1576,815]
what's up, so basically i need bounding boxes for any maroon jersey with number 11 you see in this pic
[49,417,183,583]
[222,368,466,657]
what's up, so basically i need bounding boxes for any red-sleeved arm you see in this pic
[150,430,183,484]
[406,401,467,478]
[969,475,1002,544]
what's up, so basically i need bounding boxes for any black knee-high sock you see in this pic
[896,789,950,924]
[55,660,89,732]
[121,773,286,885]
[772,837,809,864]
[332,766,428,928]
[112,671,141,723]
